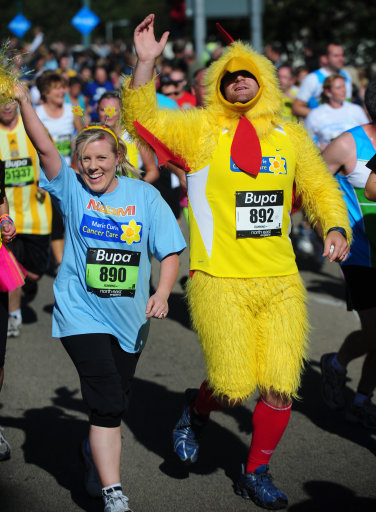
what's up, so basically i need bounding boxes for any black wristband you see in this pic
[327,227,347,239]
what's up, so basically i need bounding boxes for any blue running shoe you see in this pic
[235,464,288,510]
[173,389,206,464]
[320,352,346,409]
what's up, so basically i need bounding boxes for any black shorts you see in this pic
[341,265,376,311]
[61,333,140,428]
[0,292,8,368]
[8,233,50,276]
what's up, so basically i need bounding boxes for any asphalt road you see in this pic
[0,223,375,512]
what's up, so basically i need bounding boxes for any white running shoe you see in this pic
[7,315,21,338]
[103,487,132,512]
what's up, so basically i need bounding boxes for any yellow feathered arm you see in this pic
[121,76,213,171]
[284,121,352,244]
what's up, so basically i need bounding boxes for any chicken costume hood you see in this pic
[204,41,282,136]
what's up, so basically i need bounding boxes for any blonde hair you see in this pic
[75,125,142,179]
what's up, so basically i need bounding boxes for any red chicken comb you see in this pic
[216,23,235,44]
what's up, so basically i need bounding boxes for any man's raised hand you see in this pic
[134,14,169,63]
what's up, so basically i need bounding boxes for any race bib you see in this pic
[236,190,283,238]
[4,158,34,187]
[86,247,140,298]
[55,135,72,156]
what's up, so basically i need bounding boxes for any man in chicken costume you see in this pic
[122,15,351,510]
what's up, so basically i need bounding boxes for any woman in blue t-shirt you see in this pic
[13,84,186,512]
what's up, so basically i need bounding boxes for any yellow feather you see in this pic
[187,271,309,401]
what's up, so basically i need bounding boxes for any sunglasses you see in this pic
[162,80,183,87]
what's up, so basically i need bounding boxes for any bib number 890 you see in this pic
[249,207,274,224]
[99,266,126,282]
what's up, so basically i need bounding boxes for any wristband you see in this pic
[327,226,347,240]
[0,214,14,228]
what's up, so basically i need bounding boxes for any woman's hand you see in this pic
[1,221,16,244]
[145,292,168,320]
[134,14,169,63]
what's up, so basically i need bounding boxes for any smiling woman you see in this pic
[74,124,141,194]
[79,138,118,194]
[9,82,186,512]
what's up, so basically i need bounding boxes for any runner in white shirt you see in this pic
[305,74,368,150]
[35,71,78,166]
[293,43,352,119]
[35,71,80,268]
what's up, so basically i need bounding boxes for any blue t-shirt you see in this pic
[156,92,178,110]
[40,156,186,352]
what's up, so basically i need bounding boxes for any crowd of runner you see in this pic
[0,14,375,512]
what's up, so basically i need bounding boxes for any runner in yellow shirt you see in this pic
[0,101,52,337]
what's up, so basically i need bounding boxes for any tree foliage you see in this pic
[1,1,374,68]
[262,0,375,68]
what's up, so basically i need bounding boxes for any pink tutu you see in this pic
[0,243,26,292]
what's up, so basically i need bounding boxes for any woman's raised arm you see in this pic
[14,84,61,180]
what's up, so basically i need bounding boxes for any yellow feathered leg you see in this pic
[187,271,309,402]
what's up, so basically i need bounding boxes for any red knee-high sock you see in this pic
[191,380,223,419]
[246,398,292,473]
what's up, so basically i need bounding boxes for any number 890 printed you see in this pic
[99,266,127,282]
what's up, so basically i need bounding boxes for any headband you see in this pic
[81,125,119,149]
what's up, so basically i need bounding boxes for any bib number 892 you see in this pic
[99,266,126,282]
[249,207,274,224]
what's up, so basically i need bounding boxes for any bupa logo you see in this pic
[94,249,132,264]
[236,190,284,208]
[244,192,278,206]
[5,159,29,169]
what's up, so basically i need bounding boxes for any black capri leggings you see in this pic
[61,333,140,428]
[0,291,8,368]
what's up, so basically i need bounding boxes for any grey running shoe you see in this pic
[81,439,102,497]
[103,487,132,512]
[0,427,11,461]
[320,352,346,409]
[7,315,21,338]
[346,398,376,429]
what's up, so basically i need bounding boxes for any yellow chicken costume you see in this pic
[121,18,352,507]
[121,40,350,402]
